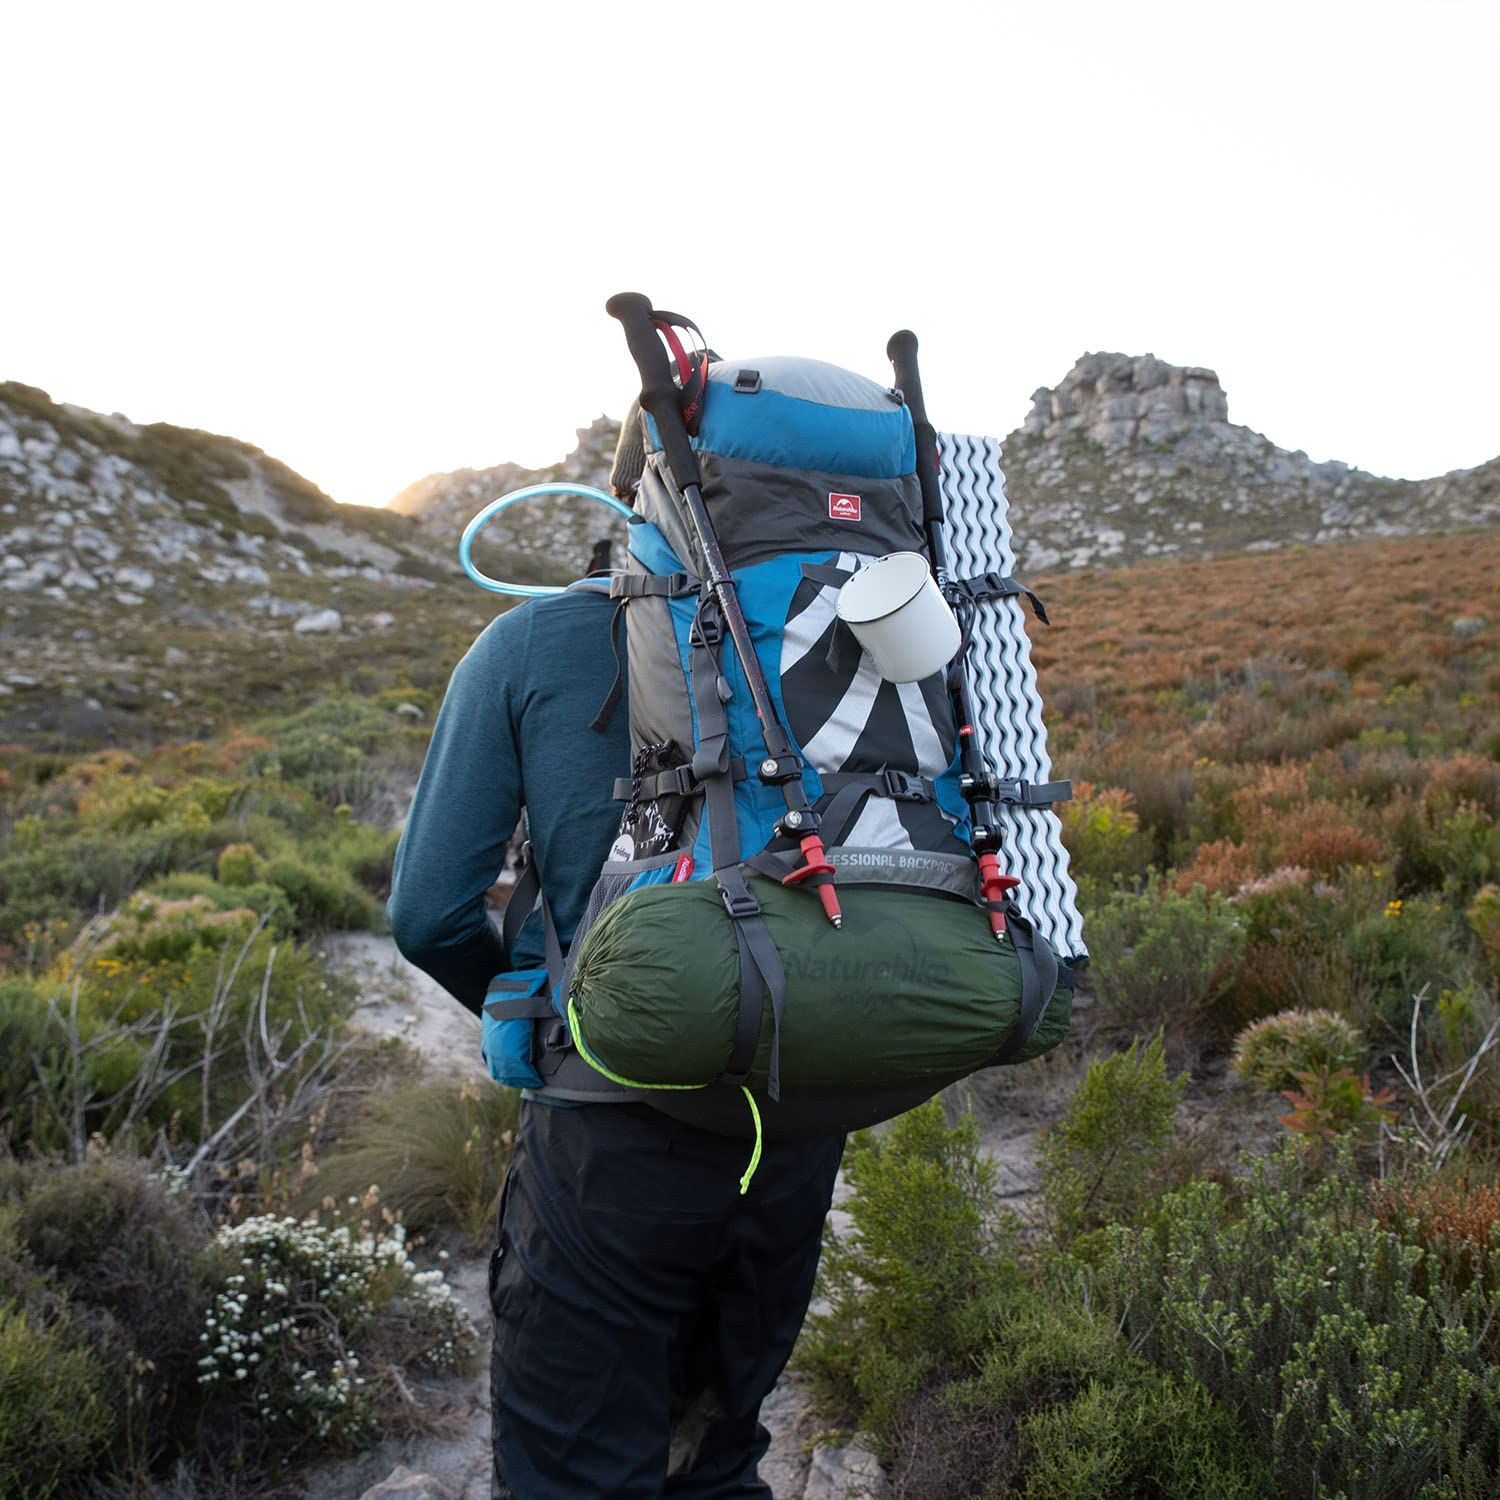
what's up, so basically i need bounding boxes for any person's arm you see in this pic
[388,612,527,1014]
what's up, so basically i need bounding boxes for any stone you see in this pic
[367,611,397,630]
[804,1439,889,1500]
[356,1466,457,1500]
[115,565,156,592]
[294,607,343,635]
[61,567,100,592]
[1452,616,1487,638]
[164,647,190,667]
[395,702,424,720]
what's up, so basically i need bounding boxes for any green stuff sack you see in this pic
[568,876,1070,1100]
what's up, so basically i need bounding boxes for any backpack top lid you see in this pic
[648,356,917,481]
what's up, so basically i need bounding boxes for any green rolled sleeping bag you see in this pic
[567,875,1070,1099]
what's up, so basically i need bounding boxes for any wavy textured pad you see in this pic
[937,432,1088,962]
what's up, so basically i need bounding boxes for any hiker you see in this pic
[388,420,846,1499]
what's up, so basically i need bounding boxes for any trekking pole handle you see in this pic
[887,330,944,527]
[606,293,703,491]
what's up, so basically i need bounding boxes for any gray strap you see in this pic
[534,1041,638,1102]
[482,991,557,1021]
[715,868,787,1102]
[689,598,741,874]
[501,851,542,959]
[541,894,565,1004]
[611,757,748,805]
[820,771,936,803]
[610,572,697,599]
[993,902,1059,1062]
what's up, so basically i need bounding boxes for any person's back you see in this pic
[390,588,844,1499]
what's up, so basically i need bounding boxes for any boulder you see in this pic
[356,1466,456,1500]
[293,607,343,635]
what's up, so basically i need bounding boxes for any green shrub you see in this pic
[1040,1035,1183,1246]
[0,1302,116,1499]
[1344,896,1483,1036]
[216,842,264,886]
[1018,1365,1267,1500]
[1469,885,1500,977]
[201,1213,476,1454]
[1231,1007,1366,1093]
[264,855,378,931]
[798,1099,1015,1440]
[884,1289,1265,1499]
[1085,878,1245,1037]
[1097,1143,1500,1498]
[17,1159,213,1456]
[305,1075,520,1245]
[1058,782,1148,885]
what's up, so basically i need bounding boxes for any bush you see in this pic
[1372,1177,1500,1294]
[1039,1035,1183,1246]
[1231,1008,1366,1093]
[264,855,378,932]
[304,1075,520,1245]
[17,1158,213,1458]
[216,842,264,886]
[887,1293,1266,1500]
[798,1099,1014,1441]
[201,1213,476,1454]
[1470,885,1500,977]
[1084,879,1245,1038]
[0,1302,116,1499]
[1097,1143,1500,1498]
[1058,782,1148,885]
[1344,896,1484,1036]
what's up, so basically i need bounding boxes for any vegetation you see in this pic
[1,500,1496,1491]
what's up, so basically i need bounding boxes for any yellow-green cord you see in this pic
[567,996,764,1194]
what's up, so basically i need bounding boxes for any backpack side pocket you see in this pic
[481,969,554,1090]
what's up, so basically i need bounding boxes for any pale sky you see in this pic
[4,1,1496,507]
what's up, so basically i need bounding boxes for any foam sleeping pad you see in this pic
[568,876,1069,1096]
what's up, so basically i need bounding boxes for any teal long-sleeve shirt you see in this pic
[388,588,628,1015]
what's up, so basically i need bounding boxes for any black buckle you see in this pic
[720,885,762,921]
[881,769,928,802]
[991,779,1072,807]
[656,764,698,798]
[543,1022,571,1053]
[690,611,722,649]
[733,368,762,394]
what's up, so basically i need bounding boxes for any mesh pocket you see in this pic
[562,851,681,999]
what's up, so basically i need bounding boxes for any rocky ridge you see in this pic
[388,415,628,583]
[0,381,448,625]
[1002,353,1500,572]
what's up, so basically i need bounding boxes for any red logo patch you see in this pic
[828,492,862,521]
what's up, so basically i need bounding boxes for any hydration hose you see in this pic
[459,483,634,597]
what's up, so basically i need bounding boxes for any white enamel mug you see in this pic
[835,552,961,683]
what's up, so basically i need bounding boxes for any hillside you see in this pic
[0,382,494,744]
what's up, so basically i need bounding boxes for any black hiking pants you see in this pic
[489,1099,844,1499]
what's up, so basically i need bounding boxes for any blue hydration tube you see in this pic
[459,483,635,597]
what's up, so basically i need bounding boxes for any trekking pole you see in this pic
[606,293,840,927]
[886,330,1018,940]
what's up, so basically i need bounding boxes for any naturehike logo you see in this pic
[828,492,862,522]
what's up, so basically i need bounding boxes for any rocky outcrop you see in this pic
[1002,353,1500,573]
[389,416,626,586]
[0,381,449,621]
